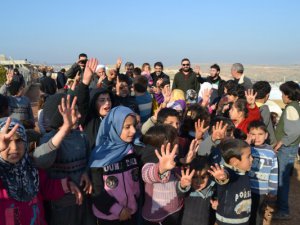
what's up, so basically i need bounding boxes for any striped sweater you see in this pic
[142,163,185,222]
[249,144,278,196]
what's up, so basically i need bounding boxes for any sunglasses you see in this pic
[182,64,190,66]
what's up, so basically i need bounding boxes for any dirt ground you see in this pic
[25,84,300,225]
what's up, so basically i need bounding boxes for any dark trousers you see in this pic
[249,193,265,225]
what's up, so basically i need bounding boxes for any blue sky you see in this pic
[1,0,300,65]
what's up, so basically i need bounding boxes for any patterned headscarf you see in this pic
[0,118,39,202]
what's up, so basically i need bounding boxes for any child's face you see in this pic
[248,128,268,146]
[96,93,112,117]
[120,115,136,143]
[227,94,237,103]
[143,65,150,72]
[164,116,180,132]
[0,136,25,164]
[235,147,253,172]
[229,105,242,122]
[281,92,290,104]
[191,169,209,191]
[119,82,129,97]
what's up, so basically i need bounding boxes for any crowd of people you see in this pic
[0,53,300,225]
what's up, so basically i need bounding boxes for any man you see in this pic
[13,68,25,88]
[65,53,88,79]
[231,63,252,90]
[150,62,170,87]
[196,63,225,103]
[40,70,57,96]
[172,58,200,93]
[56,68,67,91]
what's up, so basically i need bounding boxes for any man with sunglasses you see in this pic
[172,58,200,94]
[65,53,88,79]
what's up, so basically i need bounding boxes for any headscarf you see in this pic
[198,82,212,103]
[89,106,140,167]
[0,118,39,202]
[170,89,185,102]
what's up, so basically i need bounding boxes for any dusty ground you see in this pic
[25,84,299,225]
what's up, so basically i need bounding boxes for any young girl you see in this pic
[208,138,253,225]
[141,63,153,87]
[33,94,94,225]
[0,116,81,224]
[229,89,261,138]
[89,106,141,225]
[141,124,198,225]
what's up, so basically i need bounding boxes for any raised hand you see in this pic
[162,85,171,104]
[208,163,228,181]
[178,168,195,189]
[116,75,121,95]
[80,173,92,194]
[0,118,19,152]
[211,121,228,142]
[58,95,81,131]
[201,88,212,107]
[155,143,178,174]
[156,78,163,87]
[153,104,163,121]
[116,57,122,69]
[195,119,209,141]
[181,139,199,164]
[68,181,83,205]
[6,69,14,84]
[245,89,257,108]
[194,65,201,75]
[82,58,98,85]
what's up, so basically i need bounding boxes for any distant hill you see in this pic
[163,63,300,83]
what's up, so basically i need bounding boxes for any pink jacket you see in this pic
[92,152,140,220]
[0,170,68,225]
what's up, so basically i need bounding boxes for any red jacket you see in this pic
[237,104,261,134]
[0,170,68,225]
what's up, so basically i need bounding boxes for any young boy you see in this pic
[253,81,277,146]
[247,121,278,225]
[208,138,253,225]
[178,156,216,225]
[133,75,153,123]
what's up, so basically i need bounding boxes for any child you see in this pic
[7,80,35,129]
[253,81,277,146]
[141,63,154,87]
[89,106,141,225]
[141,124,199,225]
[247,121,278,225]
[178,156,216,225]
[229,89,261,137]
[208,138,253,225]
[0,116,81,224]
[273,81,300,220]
[133,76,153,123]
[37,94,50,135]
[33,94,94,225]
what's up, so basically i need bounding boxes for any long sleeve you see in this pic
[90,168,120,215]
[142,163,170,184]
[75,82,90,126]
[268,155,278,196]
[260,105,277,145]
[33,139,58,169]
[0,84,8,95]
[65,63,81,79]
[141,116,156,135]
[281,106,300,146]
[197,135,218,156]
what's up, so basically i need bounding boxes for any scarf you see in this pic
[89,106,141,167]
[0,118,39,202]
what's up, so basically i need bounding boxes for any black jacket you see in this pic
[197,75,225,102]
[150,72,170,87]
